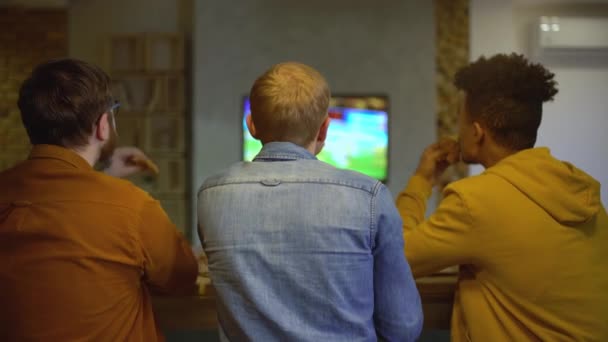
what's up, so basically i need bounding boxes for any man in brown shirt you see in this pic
[0,58,198,341]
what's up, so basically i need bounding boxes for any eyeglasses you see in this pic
[109,100,120,117]
[93,101,121,137]
[96,100,120,127]
[108,101,120,131]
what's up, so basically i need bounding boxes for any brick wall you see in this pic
[0,8,67,170]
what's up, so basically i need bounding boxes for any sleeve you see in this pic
[138,199,199,294]
[373,184,424,342]
[396,175,477,277]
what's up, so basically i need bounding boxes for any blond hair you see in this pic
[249,62,330,146]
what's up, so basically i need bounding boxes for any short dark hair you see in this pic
[18,58,113,147]
[454,53,558,150]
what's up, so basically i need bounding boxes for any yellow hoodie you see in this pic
[397,147,608,341]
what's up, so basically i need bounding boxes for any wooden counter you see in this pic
[416,275,457,329]
[153,275,457,331]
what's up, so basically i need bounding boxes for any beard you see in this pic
[98,127,118,166]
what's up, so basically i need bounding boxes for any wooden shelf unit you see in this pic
[106,33,190,236]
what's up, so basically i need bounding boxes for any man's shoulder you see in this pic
[199,160,382,195]
[88,171,155,209]
[444,172,505,198]
[0,161,154,211]
[199,161,249,190]
[322,165,383,194]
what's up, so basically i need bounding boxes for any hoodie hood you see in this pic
[486,147,601,225]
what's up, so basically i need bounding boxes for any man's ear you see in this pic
[95,112,111,142]
[316,116,330,143]
[472,121,485,145]
[246,114,258,139]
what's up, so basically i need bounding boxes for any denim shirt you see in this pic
[198,142,423,342]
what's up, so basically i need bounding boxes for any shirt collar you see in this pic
[253,142,317,162]
[28,144,94,170]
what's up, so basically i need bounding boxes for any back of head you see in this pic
[249,62,330,146]
[18,58,113,148]
[454,53,558,150]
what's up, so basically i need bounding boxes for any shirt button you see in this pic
[260,179,281,186]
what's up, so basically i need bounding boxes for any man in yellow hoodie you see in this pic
[398,53,608,341]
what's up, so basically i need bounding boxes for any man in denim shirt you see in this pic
[198,62,422,341]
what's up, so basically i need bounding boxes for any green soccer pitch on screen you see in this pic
[242,96,389,181]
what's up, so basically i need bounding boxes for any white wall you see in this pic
[516,3,608,204]
[471,0,517,56]
[470,0,608,203]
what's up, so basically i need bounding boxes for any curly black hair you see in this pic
[454,53,558,150]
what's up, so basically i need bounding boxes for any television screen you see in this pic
[242,96,389,181]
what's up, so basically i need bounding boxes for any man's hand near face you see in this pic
[414,137,460,186]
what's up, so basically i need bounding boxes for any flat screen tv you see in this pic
[242,95,389,181]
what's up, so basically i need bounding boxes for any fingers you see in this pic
[425,142,440,152]
[128,155,160,176]
[114,146,146,159]
[424,144,444,162]
[435,137,460,165]
[445,150,460,164]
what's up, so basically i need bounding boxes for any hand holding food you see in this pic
[437,136,460,164]
[103,146,159,178]
[127,155,160,176]
[415,137,460,185]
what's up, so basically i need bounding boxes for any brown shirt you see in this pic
[0,145,198,341]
